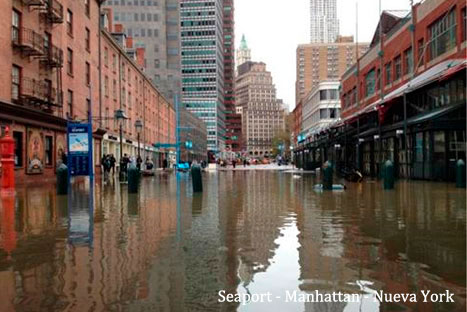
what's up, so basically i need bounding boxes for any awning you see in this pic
[407,102,463,126]
[382,59,464,103]
[439,60,466,81]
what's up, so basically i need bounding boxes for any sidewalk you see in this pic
[217,164,294,171]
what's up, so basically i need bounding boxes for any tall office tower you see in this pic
[236,34,251,67]
[236,62,286,157]
[295,37,369,105]
[223,0,242,152]
[103,0,181,102]
[180,0,225,152]
[310,0,339,43]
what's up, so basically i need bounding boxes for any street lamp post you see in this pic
[115,109,128,181]
[135,119,143,159]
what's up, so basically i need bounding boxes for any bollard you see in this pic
[322,161,333,190]
[56,163,68,195]
[191,164,203,193]
[456,159,466,188]
[383,160,394,190]
[127,163,139,193]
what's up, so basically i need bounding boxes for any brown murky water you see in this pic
[0,171,465,311]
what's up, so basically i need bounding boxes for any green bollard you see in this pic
[56,163,68,195]
[383,160,394,190]
[456,159,466,188]
[191,164,203,193]
[322,161,333,190]
[128,163,139,193]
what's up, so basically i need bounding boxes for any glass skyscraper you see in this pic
[180,0,226,152]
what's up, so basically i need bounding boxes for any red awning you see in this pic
[439,60,466,81]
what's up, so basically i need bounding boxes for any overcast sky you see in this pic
[235,0,415,110]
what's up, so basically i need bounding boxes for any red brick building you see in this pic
[0,1,175,184]
[292,98,303,145]
[295,0,466,181]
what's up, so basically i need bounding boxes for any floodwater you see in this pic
[0,171,465,312]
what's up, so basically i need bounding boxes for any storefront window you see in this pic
[45,136,53,166]
[449,130,466,160]
[13,131,23,167]
[415,132,423,162]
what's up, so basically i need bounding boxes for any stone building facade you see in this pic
[236,61,285,157]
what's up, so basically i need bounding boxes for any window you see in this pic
[394,55,402,80]
[45,136,53,166]
[403,47,413,75]
[329,89,338,100]
[385,62,392,85]
[67,48,73,75]
[66,10,73,35]
[417,38,425,68]
[112,54,117,72]
[429,9,457,60]
[113,79,117,99]
[67,90,73,119]
[104,76,109,97]
[12,10,20,43]
[85,0,90,17]
[105,108,109,128]
[13,131,23,167]
[462,8,466,42]
[319,109,328,119]
[319,90,328,101]
[365,68,376,97]
[85,28,90,51]
[104,47,108,66]
[376,69,381,90]
[85,62,90,85]
[12,65,20,101]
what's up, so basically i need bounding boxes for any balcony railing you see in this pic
[45,0,63,24]
[12,27,46,57]
[40,44,63,68]
[18,77,62,112]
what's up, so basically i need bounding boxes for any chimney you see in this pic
[136,47,145,70]
[127,36,133,49]
[114,23,124,33]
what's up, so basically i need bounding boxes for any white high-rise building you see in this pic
[310,0,339,43]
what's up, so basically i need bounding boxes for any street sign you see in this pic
[67,122,93,177]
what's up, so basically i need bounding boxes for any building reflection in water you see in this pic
[0,172,464,312]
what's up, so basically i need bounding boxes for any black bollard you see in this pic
[322,161,333,190]
[127,163,139,193]
[191,164,203,193]
[383,160,394,190]
[456,159,466,188]
[56,163,68,195]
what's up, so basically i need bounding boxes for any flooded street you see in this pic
[0,172,465,311]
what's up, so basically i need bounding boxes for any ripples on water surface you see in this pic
[0,171,465,311]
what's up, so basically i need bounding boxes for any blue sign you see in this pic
[67,122,93,177]
[185,140,193,149]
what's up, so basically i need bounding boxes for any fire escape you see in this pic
[12,0,64,115]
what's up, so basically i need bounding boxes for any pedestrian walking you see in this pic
[110,154,116,175]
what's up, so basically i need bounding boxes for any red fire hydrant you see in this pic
[0,126,15,190]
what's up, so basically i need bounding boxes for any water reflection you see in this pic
[0,172,464,311]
